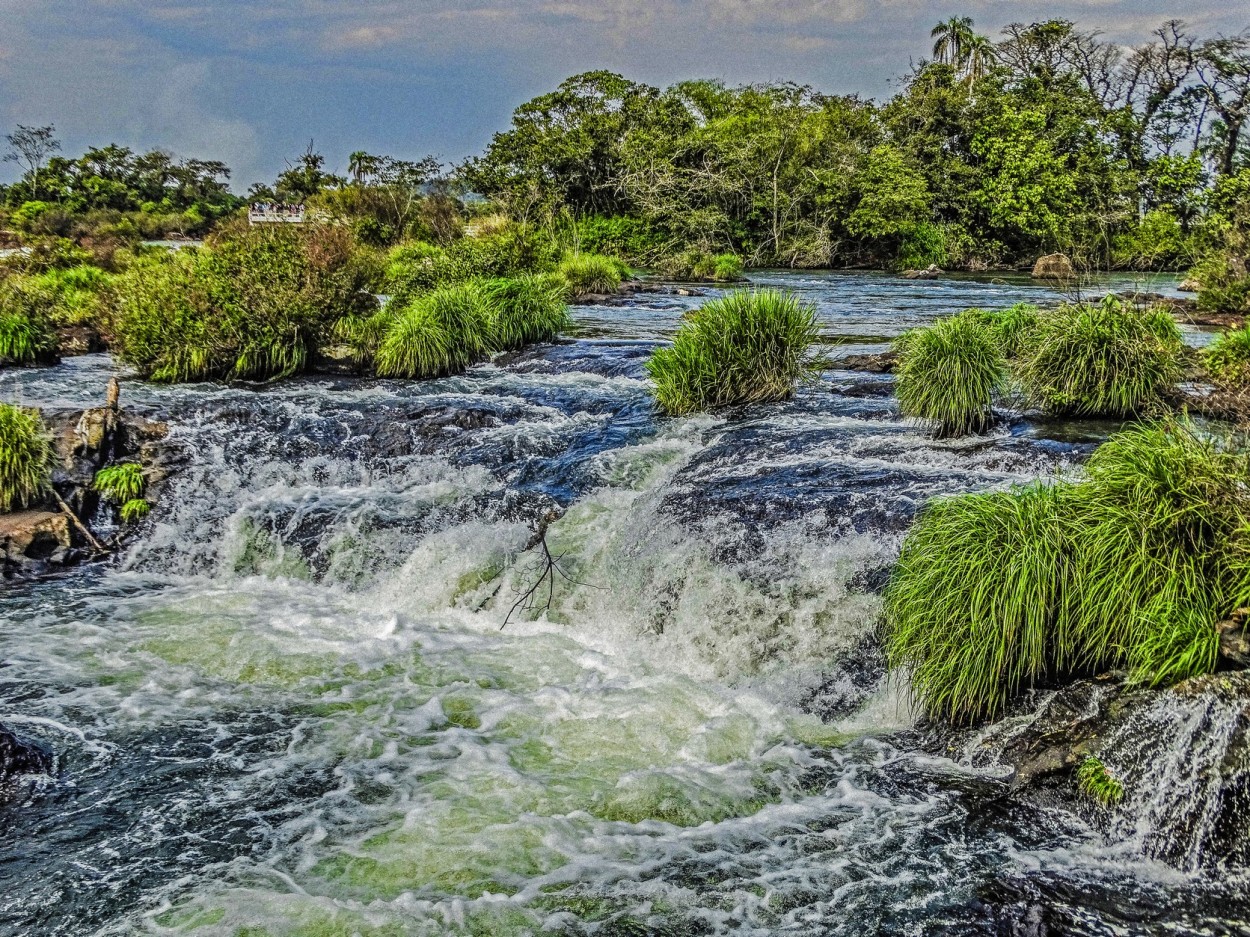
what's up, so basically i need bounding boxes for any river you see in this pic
[2,271,1244,935]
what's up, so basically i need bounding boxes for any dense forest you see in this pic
[1,15,1248,329]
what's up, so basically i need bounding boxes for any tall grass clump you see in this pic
[374,282,493,379]
[558,253,625,296]
[884,482,1078,722]
[1204,325,1250,387]
[0,403,52,512]
[961,303,1040,359]
[885,418,1250,723]
[646,289,818,415]
[895,315,1006,436]
[1016,296,1183,417]
[0,277,58,364]
[482,275,570,349]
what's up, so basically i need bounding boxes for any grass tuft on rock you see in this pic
[558,254,625,296]
[0,277,58,364]
[961,303,1040,359]
[646,289,819,415]
[1016,296,1183,417]
[482,275,571,349]
[0,403,52,512]
[375,282,492,379]
[94,463,146,503]
[1077,756,1125,807]
[885,418,1250,723]
[120,498,151,524]
[895,315,1006,437]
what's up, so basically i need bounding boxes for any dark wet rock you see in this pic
[0,722,52,782]
[901,264,943,280]
[1031,254,1075,278]
[800,636,887,722]
[830,351,897,373]
[925,669,1250,870]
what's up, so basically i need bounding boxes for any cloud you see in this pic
[0,0,1245,189]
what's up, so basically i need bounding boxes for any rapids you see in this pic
[2,271,1245,936]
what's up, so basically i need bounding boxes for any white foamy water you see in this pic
[2,270,1237,936]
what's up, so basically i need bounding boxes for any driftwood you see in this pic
[500,508,594,629]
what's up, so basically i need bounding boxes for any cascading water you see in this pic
[3,271,1245,936]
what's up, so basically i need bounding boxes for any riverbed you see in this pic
[2,270,1243,936]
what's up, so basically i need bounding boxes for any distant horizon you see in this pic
[2,1,1246,191]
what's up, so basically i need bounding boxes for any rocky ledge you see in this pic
[2,383,177,580]
[923,660,1250,870]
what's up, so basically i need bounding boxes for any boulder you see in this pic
[0,722,52,780]
[1179,278,1202,293]
[0,510,72,570]
[901,264,943,280]
[1031,253,1075,278]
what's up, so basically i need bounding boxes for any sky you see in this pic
[0,1,1246,191]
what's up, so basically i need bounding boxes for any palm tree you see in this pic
[963,34,997,84]
[348,150,377,186]
[931,16,975,67]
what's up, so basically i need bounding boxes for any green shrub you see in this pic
[961,303,1040,359]
[107,225,375,383]
[1193,252,1250,315]
[1017,296,1183,417]
[1204,325,1250,386]
[1077,757,1125,807]
[482,275,570,349]
[333,309,395,368]
[895,315,1006,436]
[385,229,559,304]
[895,222,949,271]
[658,250,744,283]
[32,265,114,325]
[375,282,493,379]
[646,289,819,415]
[572,215,663,262]
[558,253,625,296]
[93,463,146,502]
[0,277,59,364]
[885,419,1250,723]
[0,403,51,512]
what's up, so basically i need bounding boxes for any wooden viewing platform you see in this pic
[249,204,305,224]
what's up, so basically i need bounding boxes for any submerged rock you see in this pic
[1031,253,1075,278]
[0,722,52,781]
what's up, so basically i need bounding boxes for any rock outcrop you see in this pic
[901,265,943,280]
[929,668,1250,870]
[1179,278,1202,293]
[1031,253,1075,278]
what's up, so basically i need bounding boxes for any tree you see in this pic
[932,16,975,68]
[3,125,61,201]
[274,141,343,202]
[1194,35,1250,176]
[348,151,380,185]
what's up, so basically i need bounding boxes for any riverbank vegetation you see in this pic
[646,290,819,414]
[886,419,1250,723]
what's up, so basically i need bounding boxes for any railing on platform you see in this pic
[249,204,305,224]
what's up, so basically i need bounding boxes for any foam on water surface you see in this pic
[2,270,1243,936]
